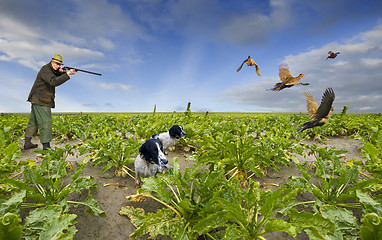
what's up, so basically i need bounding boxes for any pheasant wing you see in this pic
[254,62,261,76]
[237,60,246,72]
[315,88,335,120]
[279,63,292,83]
[304,90,318,119]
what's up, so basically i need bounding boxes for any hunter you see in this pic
[24,53,77,150]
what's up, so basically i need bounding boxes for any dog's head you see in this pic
[169,125,186,139]
[139,138,168,166]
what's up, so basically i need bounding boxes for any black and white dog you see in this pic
[134,138,169,188]
[151,125,186,153]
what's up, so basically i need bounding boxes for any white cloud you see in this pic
[98,82,133,91]
[0,0,149,71]
[0,14,106,70]
[360,58,382,66]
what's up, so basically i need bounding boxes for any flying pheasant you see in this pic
[326,51,340,60]
[270,63,308,91]
[297,87,335,134]
[236,56,261,76]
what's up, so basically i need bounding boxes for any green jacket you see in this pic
[27,63,70,108]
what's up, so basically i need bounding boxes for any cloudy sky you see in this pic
[1,0,381,113]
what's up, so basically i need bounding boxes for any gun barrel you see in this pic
[63,66,102,76]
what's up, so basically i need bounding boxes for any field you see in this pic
[1,111,381,240]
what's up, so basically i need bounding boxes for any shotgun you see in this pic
[62,66,102,76]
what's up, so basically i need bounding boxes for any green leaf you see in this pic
[0,212,22,240]
[23,205,77,240]
[119,206,146,228]
[210,197,246,226]
[288,208,336,239]
[82,195,106,217]
[260,185,298,217]
[0,142,22,179]
[0,190,26,216]
[244,180,261,210]
[320,205,359,239]
[72,176,97,193]
[38,213,77,240]
[121,206,176,239]
[221,225,242,240]
[193,211,226,234]
[357,190,382,216]
[138,175,173,204]
[262,219,297,238]
[23,205,62,239]
[360,213,382,240]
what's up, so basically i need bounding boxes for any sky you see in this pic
[0,0,381,113]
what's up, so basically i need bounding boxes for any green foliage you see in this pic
[79,132,139,177]
[0,191,25,240]
[205,180,300,240]
[1,191,78,240]
[1,112,382,239]
[319,205,359,239]
[288,145,359,208]
[0,212,22,240]
[357,190,382,239]
[341,105,349,115]
[19,145,105,217]
[357,127,382,179]
[195,132,262,185]
[122,158,336,240]
[122,158,228,239]
[185,102,192,117]
[195,128,303,187]
[0,114,27,144]
[23,205,77,240]
[287,208,336,239]
[0,142,25,180]
[360,213,382,240]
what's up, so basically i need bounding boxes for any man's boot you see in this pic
[42,142,51,150]
[24,137,38,150]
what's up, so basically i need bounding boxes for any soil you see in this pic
[18,136,365,240]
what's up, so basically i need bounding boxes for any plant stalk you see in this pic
[121,166,136,180]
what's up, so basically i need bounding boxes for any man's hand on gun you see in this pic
[59,67,77,76]
[67,68,77,76]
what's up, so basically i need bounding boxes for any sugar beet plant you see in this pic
[120,158,227,239]
[1,144,105,239]
[194,130,303,188]
[20,145,105,216]
[284,143,382,239]
[195,133,261,188]
[352,127,382,179]
[79,131,140,178]
[120,158,338,239]
[1,190,79,240]
[287,145,360,208]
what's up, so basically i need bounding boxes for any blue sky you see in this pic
[0,0,381,113]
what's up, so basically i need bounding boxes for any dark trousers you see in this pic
[25,104,52,143]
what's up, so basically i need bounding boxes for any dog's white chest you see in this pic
[135,158,159,178]
[159,134,177,149]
